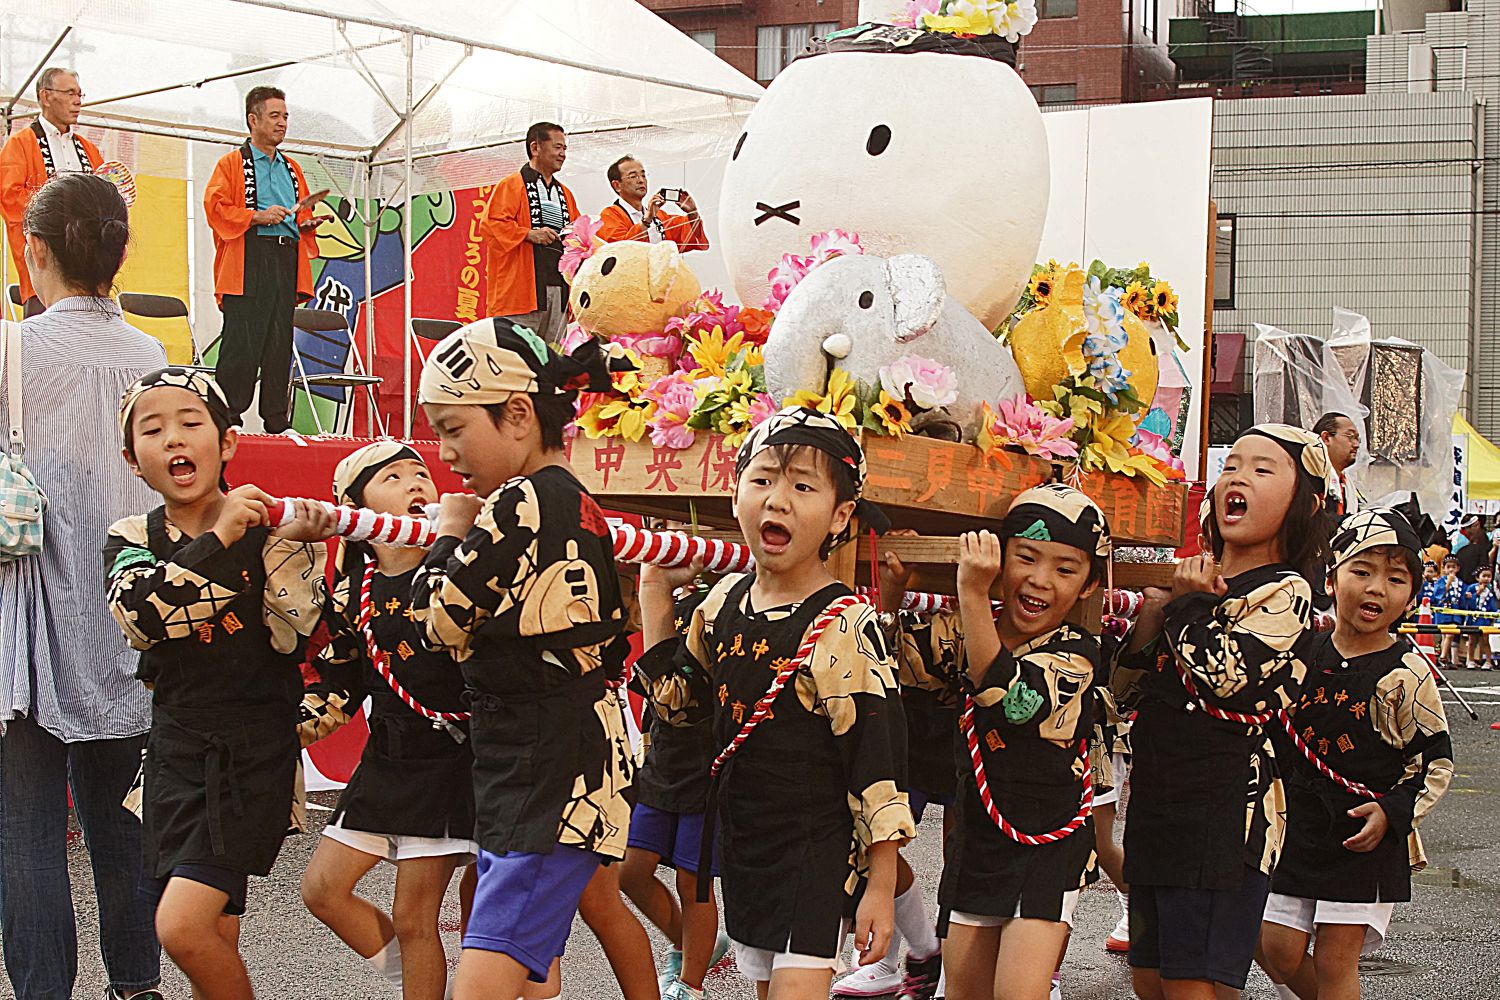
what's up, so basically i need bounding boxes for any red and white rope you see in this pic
[959,696,1093,845]
[709,594,867,778]
[358,561,470,725]
[1275,710,1382,800]
[1171,657,1275,726]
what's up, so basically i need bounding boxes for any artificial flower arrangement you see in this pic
[892,0,1040,42]
[988,262,1186,486]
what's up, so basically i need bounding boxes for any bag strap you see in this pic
[3,322,23,458]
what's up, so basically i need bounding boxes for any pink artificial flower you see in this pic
[763,253,814,312]
[643,372,700,449]
[987,394,1078,460]
[809,228,864,264]
[614,330,683,359]
[559,322,593,356]
[891,0,942,28]
[1132,427,1187,475]
[879,355,960,411]
[559,215,604,282]
[748,392,778,427]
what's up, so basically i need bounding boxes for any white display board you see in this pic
[1037,99,1215,478]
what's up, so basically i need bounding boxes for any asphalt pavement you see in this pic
[20,675,1500,1000]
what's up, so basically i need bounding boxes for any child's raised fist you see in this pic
[436,493,484,538]
[956,530,1003,595]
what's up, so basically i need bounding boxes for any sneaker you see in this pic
[1105,910,1130,953]
[1050,976,1062,1000]
[831,956,904,997]
[897,951,942,1000]
[710,930,732,970]
[658,949,683,994]
[662,980,705,1000]
[109,991,165,1000]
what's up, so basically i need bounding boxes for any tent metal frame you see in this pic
[1,1,759,437]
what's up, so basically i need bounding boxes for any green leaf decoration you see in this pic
[1001,682,1045,724]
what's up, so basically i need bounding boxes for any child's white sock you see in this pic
[893,883,939,960]
[366,937,403,988]
[1274,985,1300,1000]
[1116,888,1129,918]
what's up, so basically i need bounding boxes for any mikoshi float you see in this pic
[560,11,1204,608]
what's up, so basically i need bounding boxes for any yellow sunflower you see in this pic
[1152,281,1178,316]
[1027,270,1054,306]
[872,390,913,438]
[1123,281,1152,320]
[790,368,858,431]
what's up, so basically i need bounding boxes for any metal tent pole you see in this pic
[363,161,376,437]
[402,30,414,439]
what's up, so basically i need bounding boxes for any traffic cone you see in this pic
[1415,598,1436,652]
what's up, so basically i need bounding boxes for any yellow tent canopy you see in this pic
[1455,415,1500,501]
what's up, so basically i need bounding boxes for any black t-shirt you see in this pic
[1456,535,1492,583]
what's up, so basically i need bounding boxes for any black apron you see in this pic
[706,577,858,957]
[1273,639,1414,903]
[903,688,958,800]
[938,660,1096,925]
[138,512,300,878]
[331,567,475,840]
[459,647,611,857]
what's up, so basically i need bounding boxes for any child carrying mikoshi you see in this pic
[300,442,477,1000]
[618,575,733,1000]
[1259,503,1454,1000]
[1114,424,1333,1000]
[893,484,1113,1000]
[408,320,638,1000]
[635,406,916,1000]
[104,368,360,1000]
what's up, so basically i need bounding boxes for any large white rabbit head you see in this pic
[718,26,1050,330]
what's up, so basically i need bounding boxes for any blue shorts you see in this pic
[462,844,601,981]
[1128,867,1271,990]
[909,787,954,826]
[627,803,719,876]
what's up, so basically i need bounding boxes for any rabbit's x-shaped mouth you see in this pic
[754,200,801,226]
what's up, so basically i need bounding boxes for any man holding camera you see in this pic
[597,156,708,251]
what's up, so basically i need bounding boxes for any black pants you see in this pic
[216,235,297,433]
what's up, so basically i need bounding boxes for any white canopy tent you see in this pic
[1,0,761,432]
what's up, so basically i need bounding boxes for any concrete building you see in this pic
[1191,0,1494,441]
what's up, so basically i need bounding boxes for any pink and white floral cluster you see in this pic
[978,395,1079,461]
[762,229,865,312]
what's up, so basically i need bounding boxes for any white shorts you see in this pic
[732,923,848,983]
[1262,892,1393,954]
[1094,752,1130,807]
[322,820,478,865]
[949,890,1080,929]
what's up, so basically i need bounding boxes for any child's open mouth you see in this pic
[1223,491,1248,524]
[1015,594,1049,620]
[759,521,792,554]
[1358,601,1384,622]
[168,455,196,487]
[408,498,429,516]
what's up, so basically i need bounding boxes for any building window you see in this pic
[1213,214,1236,308]
[756,22,839,81]
[688,29,716,53]
[1141,0,1157,38]
[1029,83,1078,106]
[1039,0,1077,18]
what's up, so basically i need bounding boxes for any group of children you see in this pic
[102,317,1454,1000]
[1422,556,1498,670]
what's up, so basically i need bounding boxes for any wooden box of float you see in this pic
[572,433,1188,596]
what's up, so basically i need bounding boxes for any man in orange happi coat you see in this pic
[479,121,578,345]
[597,156,708,252]
[202,85,320,433]
[0,67,104,317]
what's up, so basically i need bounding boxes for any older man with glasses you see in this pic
[0,67,103,318]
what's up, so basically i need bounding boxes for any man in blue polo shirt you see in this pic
[204,86,319,433]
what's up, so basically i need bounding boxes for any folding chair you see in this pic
[411,318,461,342]
[290,307,384,436]
[118,292,209,368]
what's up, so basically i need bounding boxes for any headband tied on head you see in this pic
[1001,483,1112,560]
[416,317,632,406]
[119,367,237,439]
[1243,423,1337,503]
[333,441,425,507]
[734,405,890,545]
[1330,496,1439,572]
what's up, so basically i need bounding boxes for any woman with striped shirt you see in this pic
[0,172,169,1000]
